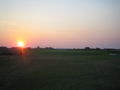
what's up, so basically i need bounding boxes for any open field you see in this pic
[0,49,120,90]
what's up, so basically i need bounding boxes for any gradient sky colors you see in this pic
[0,0,120,48]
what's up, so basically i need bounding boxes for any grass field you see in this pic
[0,49,120,90]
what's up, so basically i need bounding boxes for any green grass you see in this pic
[0,50,120,90]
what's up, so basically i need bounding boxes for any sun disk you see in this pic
[17,41,24,47]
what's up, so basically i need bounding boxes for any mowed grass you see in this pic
[0,49,120,90]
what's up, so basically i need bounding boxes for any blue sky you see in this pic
[0,0,120,48]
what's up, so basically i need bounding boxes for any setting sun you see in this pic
[17,41,25,47]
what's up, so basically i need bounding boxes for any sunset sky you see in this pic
[0,0,120,48]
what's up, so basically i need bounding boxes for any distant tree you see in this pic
[84,47,91,50]
[95,48,101,50]
[45,47,54,49]
[37,46,40,49]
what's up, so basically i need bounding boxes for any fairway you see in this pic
[0,49,120,90]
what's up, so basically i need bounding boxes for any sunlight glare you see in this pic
[17,41,24,47]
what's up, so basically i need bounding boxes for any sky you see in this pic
[0,0,120,48]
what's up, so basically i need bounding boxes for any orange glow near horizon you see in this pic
[17,41,25,47]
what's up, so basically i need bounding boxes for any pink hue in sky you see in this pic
[0,0,120,48]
